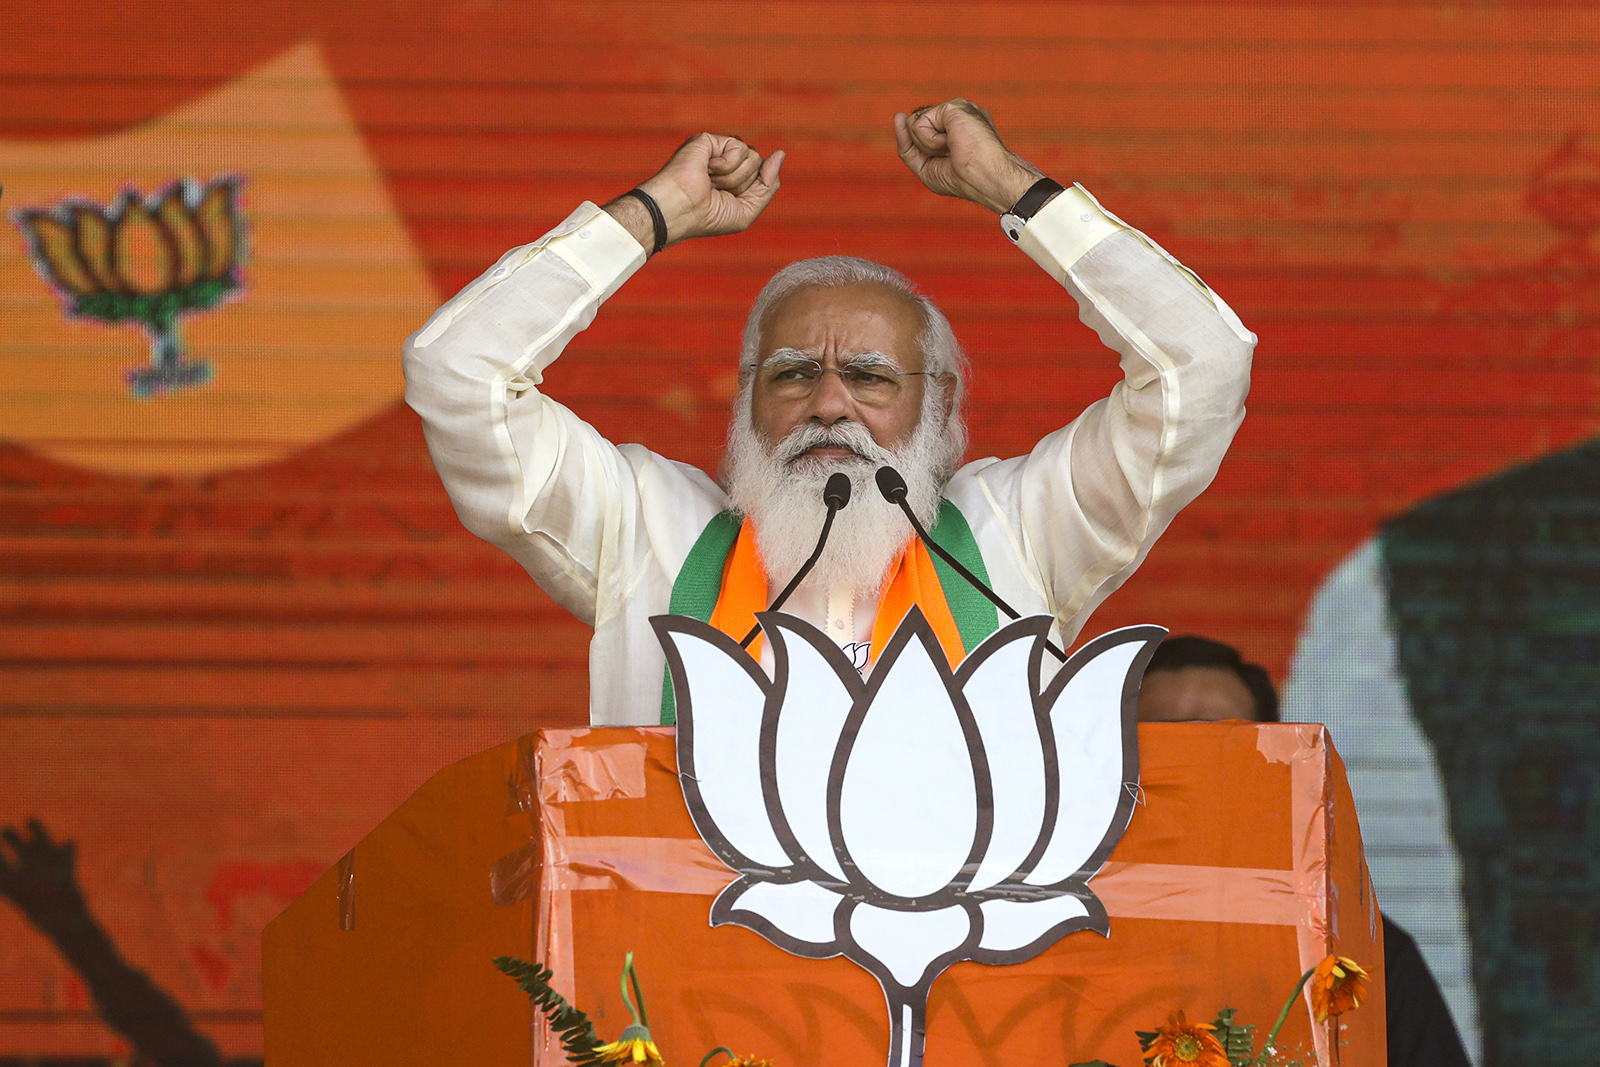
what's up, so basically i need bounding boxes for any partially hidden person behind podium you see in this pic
[404,99,1256,726]
[1137,635,1473,1067]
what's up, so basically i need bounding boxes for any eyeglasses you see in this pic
[753,355,932,407]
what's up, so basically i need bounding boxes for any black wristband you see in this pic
[621,188,668,256]
[1006,177,1066,223]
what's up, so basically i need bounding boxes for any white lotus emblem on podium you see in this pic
[653,609,1163,1067]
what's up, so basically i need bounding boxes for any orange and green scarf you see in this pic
[660,500,998,725]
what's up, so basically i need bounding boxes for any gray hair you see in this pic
[733,255,970,476]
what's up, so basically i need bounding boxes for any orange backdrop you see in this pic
[2,1,1597,1059]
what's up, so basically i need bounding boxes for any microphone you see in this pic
[875,466,1068,662]
[822,470,851,510]
[739,472,852,648]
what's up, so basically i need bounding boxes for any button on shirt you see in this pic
[403,186,1256,726]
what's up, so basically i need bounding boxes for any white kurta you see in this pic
[403,186,1256,726]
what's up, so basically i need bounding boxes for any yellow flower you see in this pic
[597,1025,664,1065]
[1309,955,1370,1022]
[1141,1011,1229,1067]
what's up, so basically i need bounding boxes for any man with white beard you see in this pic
[404,99,1256,726]
[723,257,964,611]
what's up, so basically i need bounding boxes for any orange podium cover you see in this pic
[264,723,1385,1067]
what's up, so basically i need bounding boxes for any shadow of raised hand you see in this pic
[1,818,221,1067]
[1,818,88,931]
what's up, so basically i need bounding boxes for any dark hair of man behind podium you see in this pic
[1145,635,1280,722]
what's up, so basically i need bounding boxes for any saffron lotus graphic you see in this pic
[653,608,1163,1067]
[13,175,246,396]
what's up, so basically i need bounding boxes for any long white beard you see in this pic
[724,411,947,598]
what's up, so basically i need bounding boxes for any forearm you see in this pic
[21,898,221,1066]
[601,192,667,257]
[1010,187,1255,613]
[403,205,645,555]
[1021,184,1254,452]
[403,124,778,621]
[1065,226,1255,514]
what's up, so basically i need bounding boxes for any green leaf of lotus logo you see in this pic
[13,175,247,397]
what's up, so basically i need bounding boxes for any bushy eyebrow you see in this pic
[761,348,819,370]
[845,351,900,371]
[762,348,904,372]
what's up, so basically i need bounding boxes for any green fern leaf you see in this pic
[494,955,605,1066]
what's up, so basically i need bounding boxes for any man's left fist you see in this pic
[894,99,1046,214]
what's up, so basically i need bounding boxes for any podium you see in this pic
[263,723,1386,1066]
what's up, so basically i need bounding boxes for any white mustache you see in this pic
[775,422,891,465]
[727,405,946,599]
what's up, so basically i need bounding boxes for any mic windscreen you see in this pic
[823,471,852,509]
[875,465,908,503]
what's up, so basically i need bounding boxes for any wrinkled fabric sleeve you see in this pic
[964,186,1256,641]
[402,203,722,627]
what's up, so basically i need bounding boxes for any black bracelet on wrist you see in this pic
[1007,177,1066,222]
[999,177,1067,243]
[621,188,668,256]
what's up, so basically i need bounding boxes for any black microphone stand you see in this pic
[739,472,853,649]
[875,465,1069,663]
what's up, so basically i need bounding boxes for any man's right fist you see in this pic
[609,133,785,254]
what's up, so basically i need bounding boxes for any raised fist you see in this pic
[0,819,86,931]
[894,99,1046,214]
[623,133,785,250]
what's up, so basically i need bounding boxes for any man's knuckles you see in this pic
[909,125,949,156]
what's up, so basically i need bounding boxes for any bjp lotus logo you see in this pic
[654,608,1162,1067]
[14,176,246,396]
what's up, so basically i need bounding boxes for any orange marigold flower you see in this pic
[1309,955,1370,1022]
[1141,1011,1229,1067]
[699,1048,772,1067]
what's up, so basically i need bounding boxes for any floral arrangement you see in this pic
[496,950,1367,1067]
[494,952,772,1067]
[1071,955,1371,1067]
